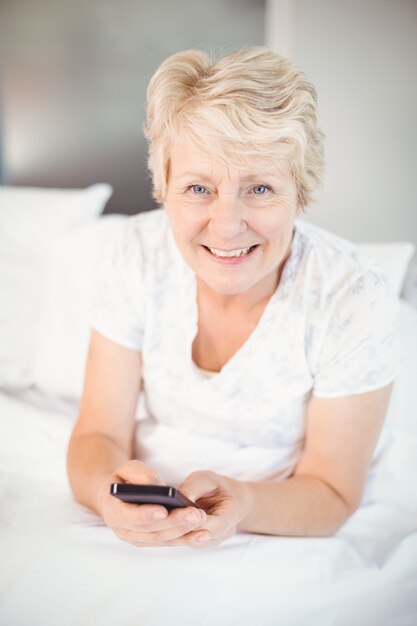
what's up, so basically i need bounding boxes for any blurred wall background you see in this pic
[0,0,265,214]
[268,0,417,247]
[0,0,415,249]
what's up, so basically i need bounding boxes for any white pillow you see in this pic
[402,260,417,310]
[0,183,113,389]
[32,214,127,400]
[356,242,415,296]
[384,300,417,434]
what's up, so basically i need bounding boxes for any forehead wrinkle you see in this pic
[170,138,292,185]
[173,163,234,186]
[170,142,292,185]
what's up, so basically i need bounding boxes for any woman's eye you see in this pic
[252,185,270,195]
[188,185,208,195]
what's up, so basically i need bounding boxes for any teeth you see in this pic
[208,246,254,258]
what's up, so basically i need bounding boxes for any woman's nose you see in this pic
[208,198,247,239]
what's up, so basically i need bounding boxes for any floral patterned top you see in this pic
[89,208,403,484]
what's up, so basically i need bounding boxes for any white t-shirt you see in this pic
[89,209,403,484]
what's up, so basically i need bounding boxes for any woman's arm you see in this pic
[67,329,209,545]
[67,328,142,514]
[237,383,393,536]
[175,384,393,545]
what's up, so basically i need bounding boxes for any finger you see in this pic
[112,503,206,534]
[114,511,207,547]
[113,459,166,486]
[129,505,206,537]
[179,471,218,503]
[165,525,236,549]
[108,500,169,530]
[179,472,236,540]
[164,529,215,549]
[201,502,237,537]
[150,507,207,539]
[114,527,166,548]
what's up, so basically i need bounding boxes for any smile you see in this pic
[203,245,258,258]
[201,244,259,264]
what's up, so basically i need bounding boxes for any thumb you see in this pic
[115,459,166,486]
[179,471,218,502]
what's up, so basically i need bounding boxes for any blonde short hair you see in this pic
[145,46,325,208]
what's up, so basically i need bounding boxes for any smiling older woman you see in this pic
[67,47,402,548]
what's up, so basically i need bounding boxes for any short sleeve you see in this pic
[88,221,145,351]
[313,267,404,398]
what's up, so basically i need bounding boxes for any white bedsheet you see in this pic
[1,301,417,625]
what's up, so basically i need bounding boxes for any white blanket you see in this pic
[1,302,417,625]
[1,394,416,626]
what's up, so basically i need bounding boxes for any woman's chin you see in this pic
[196,272,258,297]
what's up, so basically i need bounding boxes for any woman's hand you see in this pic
[96,460,208,548]
[164,470,249,549]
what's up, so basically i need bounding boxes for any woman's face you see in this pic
[165,139,301,300]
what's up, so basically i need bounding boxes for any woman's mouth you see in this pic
[201,244,259,264]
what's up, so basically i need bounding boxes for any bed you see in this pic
[1,184,417,626]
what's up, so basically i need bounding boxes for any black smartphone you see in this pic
[110,483,199,510]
